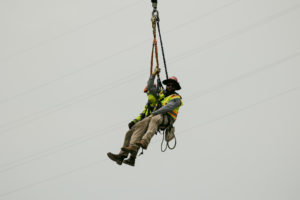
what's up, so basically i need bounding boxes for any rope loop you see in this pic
[160,130,168,152]
[160,130,177,152]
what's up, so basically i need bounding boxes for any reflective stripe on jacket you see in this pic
[133,93,158,123]
[160,93,183,121]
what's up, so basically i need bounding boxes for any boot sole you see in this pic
[123,161,135,167]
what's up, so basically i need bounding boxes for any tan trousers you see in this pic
[141,114,169,145]
[119,129,133,157]
[119,114,169,156]
[119,118,151,157]
[131,114,169,146]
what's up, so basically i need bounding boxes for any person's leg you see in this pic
[107,127,135,165]
[138,114,165,149]
[123,124,145,167]
[118,129,134,157]
[123,148,138,167]
[122,117,151,154]
[107,152,127,165]
[129,118,151,146]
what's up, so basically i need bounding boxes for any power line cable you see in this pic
[0,51,298,173]
[0,0,143,62]
[0,121,126,173]
[0,72,143,135]
[178,86,300,136]
[0,0,243,105]
[185,51,300,102]
[0,159,108,198]
[0,6,297,135]
[168,5,299,64]
[0,85,299,198]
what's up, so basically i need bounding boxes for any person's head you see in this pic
[144,84,157,105]
[162,76,181,93]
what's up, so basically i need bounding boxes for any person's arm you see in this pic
[147,75,159,95]
[152,98,181,115]
[147,68,161,96]
[128,105,147,129]
[133,105,148,123]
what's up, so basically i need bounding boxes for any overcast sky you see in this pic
[0,0,300,199]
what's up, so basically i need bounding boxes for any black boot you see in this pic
[123,156,136,167]
[107,152,126,165]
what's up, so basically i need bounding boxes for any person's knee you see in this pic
[135,118,150,128]
[125,130,133,138]
[151,114,163,123]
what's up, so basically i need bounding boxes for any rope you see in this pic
[149,32,159,76]
[150,5,168,80]
[160,130,168,152]
[167,135,177,150]
[160,129,177,152]
[150,43,154,76]
[150,10,160,76]
[156,21,169,79]
[150,7,166,92]
[150,3,174,152]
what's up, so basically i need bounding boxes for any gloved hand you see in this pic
[128,121,136,129]
[153,67,161,75]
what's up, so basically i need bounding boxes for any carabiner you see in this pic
[152,9,160,22]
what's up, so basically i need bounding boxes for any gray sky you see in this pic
[0,0,300,199]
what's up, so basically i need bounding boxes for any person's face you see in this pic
[166,82,175,92]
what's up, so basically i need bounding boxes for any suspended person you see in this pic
[121,68,183,165]
[107,69,161,166]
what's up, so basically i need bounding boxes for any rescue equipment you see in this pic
[160,125,177,152]
[149,0,180,152]
[149,0,168,91]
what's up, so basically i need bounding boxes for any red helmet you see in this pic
[162,76,181,90]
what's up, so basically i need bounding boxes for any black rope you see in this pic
[156,77,164,90]
[156,21,169,80]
